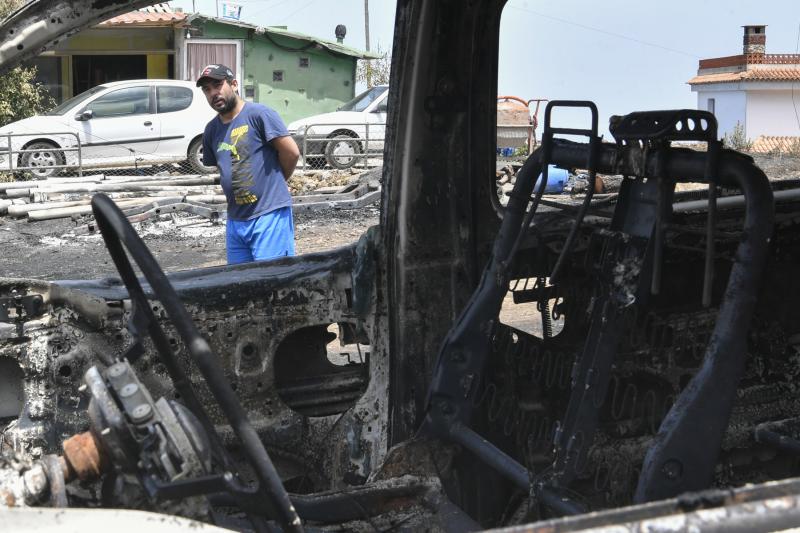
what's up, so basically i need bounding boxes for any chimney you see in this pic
[743,25,766,55]
[335,24,346,44]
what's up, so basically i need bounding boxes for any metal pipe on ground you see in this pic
[8,199,94,217]
[49,177,218,190]
[5,179,221,198]
[27,198,168,221]
[18,185,223,200]
[184,194,227,204]
[0,174,106,191]
[0,174,214,192]
[31,190,226,203]
[26,194,226,221]
[0,174,216,194]
[104,174,210,182]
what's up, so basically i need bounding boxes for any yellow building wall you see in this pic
[60,56,72,100]
[147,55,169,78]
[60,29,172,52]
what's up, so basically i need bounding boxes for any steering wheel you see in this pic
[90,193,303,532]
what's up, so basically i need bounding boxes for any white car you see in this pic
[0,79,216,178]
[287,85,388,169]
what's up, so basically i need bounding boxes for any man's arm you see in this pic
[272,135,300,180]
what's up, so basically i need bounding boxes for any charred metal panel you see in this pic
[1,238,389,491]
[0,279,124,458]
[382,0,505,446]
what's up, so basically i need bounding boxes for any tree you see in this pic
[0,0,55,127]
[356,45,391,88]
[722,121,752,153]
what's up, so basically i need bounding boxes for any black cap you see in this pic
[196,64,235,86]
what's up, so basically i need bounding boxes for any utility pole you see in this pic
[364,0,371,87]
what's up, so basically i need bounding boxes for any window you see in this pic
[87,87,150,118]
[185,40,240,86]
[273,70,284,82]
[24,56,63,104]
[338,85,389,112]
[707,98,715,115]
[299,57,310,68]
[157,86,193,113]
[47,85,105,116]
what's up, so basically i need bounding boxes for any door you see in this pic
[77,85,161,164]
[156,85,197,158]
[185,41,241,87]
[72,55,147,96]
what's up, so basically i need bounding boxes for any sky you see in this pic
[169,0,800,135]
[170,0,396,54]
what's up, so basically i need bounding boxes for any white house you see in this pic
[688,25,800,152]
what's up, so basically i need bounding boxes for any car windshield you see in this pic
[338,85,388,112]
[45,85,106,115]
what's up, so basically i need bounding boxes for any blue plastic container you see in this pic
[534,165,568,194]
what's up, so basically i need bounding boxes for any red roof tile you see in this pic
[688,68,800,85]
[99,11,186,27]
[751,135,800,154]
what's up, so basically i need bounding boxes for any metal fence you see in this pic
[1,127,384,178]
[1,132,84,177]
[293,122,387,171]
[0,131,207,179]
[0,120,536,180]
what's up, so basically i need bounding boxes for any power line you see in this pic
[506,4,700,59]
[276,0,318,25]
[241,0,296,21]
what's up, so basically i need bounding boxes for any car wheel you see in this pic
[324,135,362,170]
[187,138,216,174]
[20,141,63,178]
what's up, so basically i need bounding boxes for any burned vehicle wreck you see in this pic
[2,0,800,531]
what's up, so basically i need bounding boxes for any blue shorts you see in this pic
[226,206,295,265]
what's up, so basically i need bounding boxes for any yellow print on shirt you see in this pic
[217,124,250,161]
[232,159,257,205]
[230,124,258,205]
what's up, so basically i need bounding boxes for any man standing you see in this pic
[197,64,300,264]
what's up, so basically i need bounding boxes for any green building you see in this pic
[24,8,378,123]
[184,14,379,123]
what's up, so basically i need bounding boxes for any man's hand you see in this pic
[272,135,300,180]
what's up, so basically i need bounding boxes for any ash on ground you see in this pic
[0,168,381,281]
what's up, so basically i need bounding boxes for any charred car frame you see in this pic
[1,0,799,531]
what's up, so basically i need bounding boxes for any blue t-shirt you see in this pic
[202,103,293,221]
